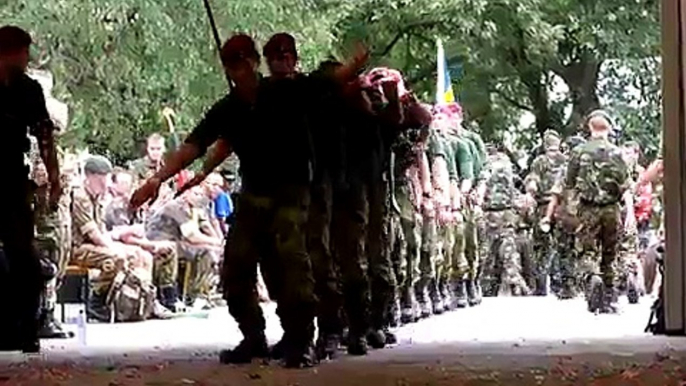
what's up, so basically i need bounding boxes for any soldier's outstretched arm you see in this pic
[175,139,233,197]
[28,82,61,208]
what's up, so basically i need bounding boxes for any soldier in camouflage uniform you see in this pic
[427,114,458,313]
[129,133,166,184]
[524,130,567,295]
[478,151,530,296]
[145,186,220,307]
[389,122,425,323]
[565,111,631,313]
[106,169,181,311]
[32,156,73,338]
[444,115,476,306]
[615,141,643,302]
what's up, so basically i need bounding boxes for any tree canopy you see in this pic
[0,0,662,163]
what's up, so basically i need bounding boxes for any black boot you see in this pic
[388,298,401,327]
[383,327,397,345]
[534,274,548,296]
[400,288,418,324]
[158,286,179,312]
[366,329,386,349]
[87,291,111,323]
[440,281,454,311]
[415,285,431,319]
[315,333,340,361]
[585,275,605,314]
[451,280,468,308]
[38,307,73,339]
[270,338,286,360]
[283,342,317,369]
[219,334,269,364]
[600,286,620,314]
[429,279,444,315]
[346,332,368,356]
[466,280,480,307]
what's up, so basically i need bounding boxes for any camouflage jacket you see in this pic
[105,196,135,231]
[129,156,163,183]
[144,199,196,242]
[71,186,107,248]
[566,138,629,205]
[480,152,518,211]
[525,150,567,203]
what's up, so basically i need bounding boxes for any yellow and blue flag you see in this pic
[435,38,455,104]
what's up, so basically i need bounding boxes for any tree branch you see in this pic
[490,87,533,111]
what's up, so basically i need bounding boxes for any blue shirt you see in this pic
[214,191,233,219]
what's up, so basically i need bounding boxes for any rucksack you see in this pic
[483,155,516,210]
[106,270,155,323]
[575,141,625,205]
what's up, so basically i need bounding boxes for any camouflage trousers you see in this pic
[530,204,554,293]
[150,244,180,291]
[436,218,455,291]
[391,184,421,308]
[464,205,480,281]
[480,209,529,296]
[222,186,316,345]
[575,203,622,290]
[333,180,395,334]
[72,244,146,296]
[451,211,467,280]
[307,178,343,335]
[615,211,639,290]
[516,226,534,290]
[35,223,71,311]
[418,213,440,303]
[178,243,216,301]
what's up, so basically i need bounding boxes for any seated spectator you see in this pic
[71,156,171,321]
[145,185,222,310]
[105,168,182,312]
[203,173,232,236]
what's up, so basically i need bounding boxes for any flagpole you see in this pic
[202,0,233,90]
[436,38,444,104]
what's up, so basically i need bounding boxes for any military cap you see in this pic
[220,34,259,65]
[263,33,297,58]
[0,25,31,54]
[83,155,113,175]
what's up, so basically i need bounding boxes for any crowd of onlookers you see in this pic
[34,132,256,324]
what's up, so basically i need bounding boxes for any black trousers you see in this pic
[0,187,42,344]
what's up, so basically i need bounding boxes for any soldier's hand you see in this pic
[380,78,399,100]
[130,177,162,210]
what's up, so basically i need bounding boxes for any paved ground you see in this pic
[3,295,686,385]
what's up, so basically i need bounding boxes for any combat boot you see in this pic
[346,333,368,356]
[585,274,605,314]
[430,284,444,315]
[315,333,341,361]
[38,307,73,339]
[388,297,401,327]
[400,289,418,324]
[219,334,269,364]
[283,343,317,369]
[415,286,432,319]
[383,327,397,345]
[450,280,468,308]
[366,329,387,349]
[440,281,455,311]
[158,286,180,312]
[600,287,620,314]
[466,280,481,307]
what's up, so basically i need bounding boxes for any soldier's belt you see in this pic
[578,199,619,207]
[483,206,513,212]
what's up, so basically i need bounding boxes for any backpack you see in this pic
[483,155,516,210]
[106,270,155,323]
[575,141,626,205]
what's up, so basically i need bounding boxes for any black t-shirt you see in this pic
[0,74,50,179]
[185,75,317,194]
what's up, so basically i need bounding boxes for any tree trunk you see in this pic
[555,57,602,136]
